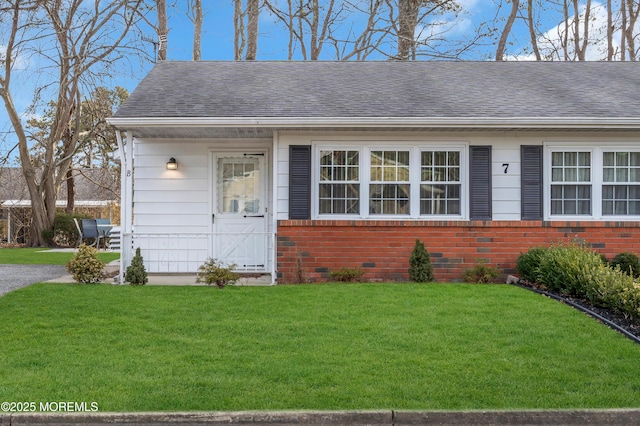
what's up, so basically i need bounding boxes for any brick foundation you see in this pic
[276,220,640,283]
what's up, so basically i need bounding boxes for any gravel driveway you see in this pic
[0,265,67,297]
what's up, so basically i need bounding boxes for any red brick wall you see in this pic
[276,220,640,283]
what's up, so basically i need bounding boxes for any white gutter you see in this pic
[107,116,640,130]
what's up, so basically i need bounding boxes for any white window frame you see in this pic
[544,142,640,220]
[313,142,468,220]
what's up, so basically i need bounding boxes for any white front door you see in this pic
[212,153,267,271]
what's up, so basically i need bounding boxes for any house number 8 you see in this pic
[502,163,509,173]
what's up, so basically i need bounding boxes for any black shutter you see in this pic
[289,145,312,219]
[521,145,543,220]
[469,146,492,220]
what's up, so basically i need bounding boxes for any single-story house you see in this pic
[108,61,640,283]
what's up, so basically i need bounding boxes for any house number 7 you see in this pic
[502,163,509,173]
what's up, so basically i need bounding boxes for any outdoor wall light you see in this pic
[166,157,178,170]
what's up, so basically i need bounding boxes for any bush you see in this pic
[124,247,148,285]
[583,263,640,319]
[53,213,78,247]
[611,252,640,278]
[329,267,365,282]
[66,244,105,284]
[196,258,240,288]
[409,239,434,282]
[462,260,500,283]
[516,246,549,282]
[534,241,604,297]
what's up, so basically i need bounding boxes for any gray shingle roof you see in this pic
[114,61,640,120]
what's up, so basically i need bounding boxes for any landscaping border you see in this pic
[5,409,640,425]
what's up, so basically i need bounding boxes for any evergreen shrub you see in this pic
[611,252,640,278]
[66,244,105,283]
[196,258,240,288]
[409,239,434,282]
[124,247,148,285]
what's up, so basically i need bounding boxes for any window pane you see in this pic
[578,152,590,166]
[603,152,615,167]
[616,168,628,182]
[632,152,640,166]
[603,168,614,182]
[617,152,629,166]
[565,152,577,166]
[552,152,563,166]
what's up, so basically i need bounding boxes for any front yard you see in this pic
[1,283,639,411]
[0,247,119,265]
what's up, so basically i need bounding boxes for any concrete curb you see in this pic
[7,409,640,425]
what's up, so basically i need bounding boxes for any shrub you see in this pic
[534,241,604,297]
[409,239,434,282]
[196,258,240,288]
[66,244,105,284]
[462,260,499,283]
[329,267,365,282]
[53,213,90,247]
[516,246,549,283]
[611,252,640,278]
[124,247,148,285]
[583,263,640,319]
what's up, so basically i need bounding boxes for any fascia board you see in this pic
[107,116,640,130]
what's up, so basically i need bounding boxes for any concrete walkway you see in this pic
[46,259,274,286]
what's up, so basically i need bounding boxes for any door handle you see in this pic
[212,214,215,224]
[243,214,265,218]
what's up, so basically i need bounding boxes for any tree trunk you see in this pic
[192,0,202,61]
[157,0,168,61]
[496,0,520,61]
[397,0,420,60]
[527,0,541,60]
[246,0,259,60]
[65,167,75,215]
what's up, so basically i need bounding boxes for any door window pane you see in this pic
[218,158,261,214]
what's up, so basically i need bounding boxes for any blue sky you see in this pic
[0,0,629,161]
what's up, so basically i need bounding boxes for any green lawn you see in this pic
[1,283,639,412]
[0,247,119,265]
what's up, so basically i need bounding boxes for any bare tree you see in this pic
[496,0,520,60]
[0,0,143,246]
[623,0,640,60]
[234,0,260,60]
[187,0,203,60]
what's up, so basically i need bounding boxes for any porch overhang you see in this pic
[106,116,640,139]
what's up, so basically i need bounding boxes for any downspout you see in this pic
[271,130,279,284]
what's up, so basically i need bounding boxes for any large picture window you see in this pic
[315,145,466,219]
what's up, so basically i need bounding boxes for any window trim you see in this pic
[313,142,468,220]
[544,142,640,220]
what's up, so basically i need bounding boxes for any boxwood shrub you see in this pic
[518,242,640,320]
